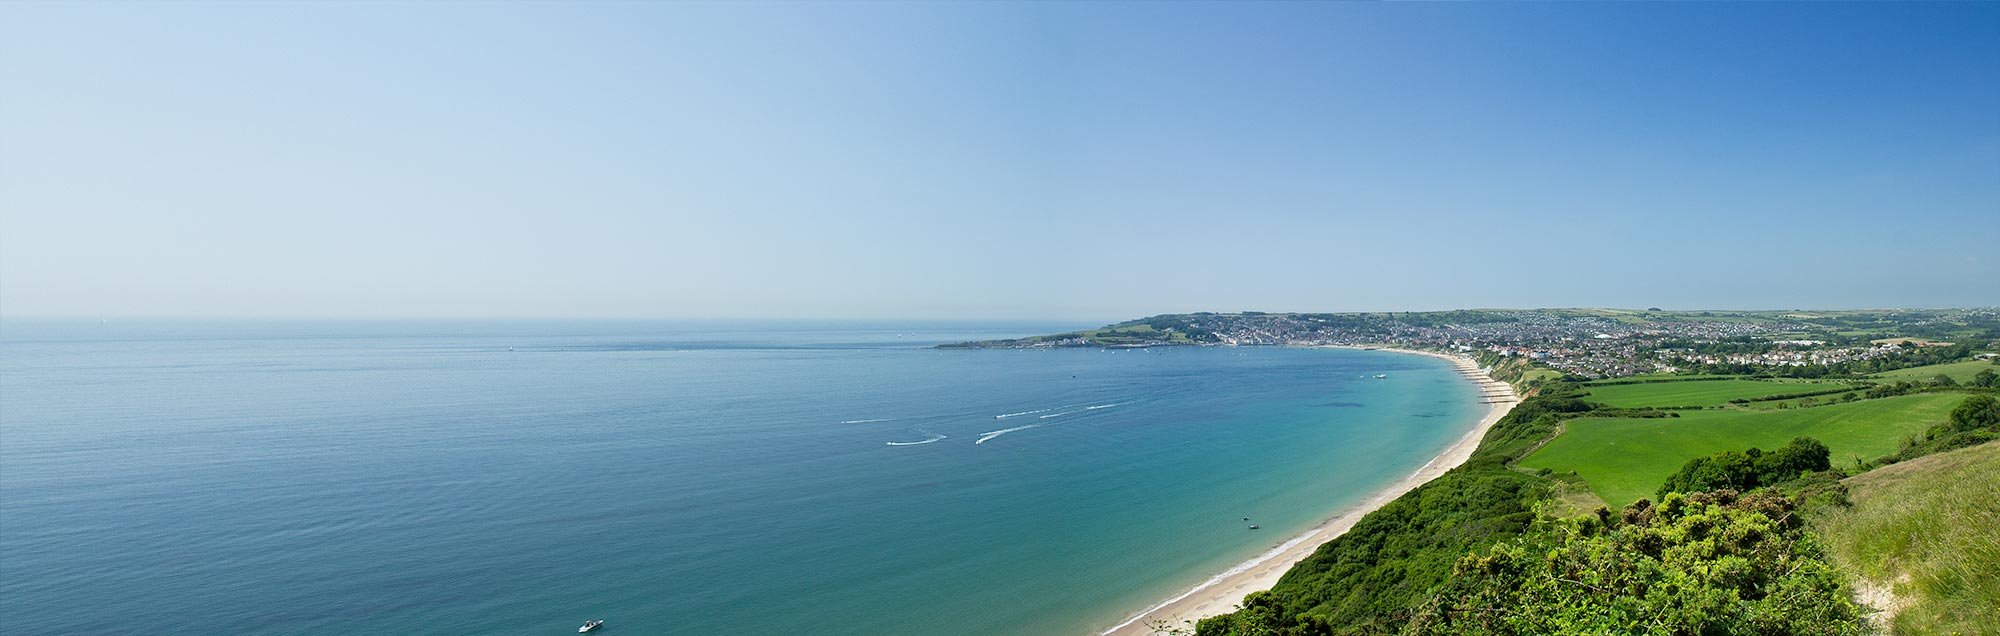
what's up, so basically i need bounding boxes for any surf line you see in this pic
[840,418,895,424]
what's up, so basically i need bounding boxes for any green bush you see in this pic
[1409,490,1864,635]
[1655,436,1830,499]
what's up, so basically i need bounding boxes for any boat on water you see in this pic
[1374,373,1388,379]
[579,619,604,633]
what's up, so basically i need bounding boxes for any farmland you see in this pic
[1518,393,1963,506]
[1870,358,1997,385]
[1581,378,1855,408]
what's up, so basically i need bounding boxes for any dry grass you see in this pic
[1812,442,2000,634]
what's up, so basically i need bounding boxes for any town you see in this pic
[945,308,2000,380]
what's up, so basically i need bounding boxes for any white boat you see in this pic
[579,619,603,633]
[1374,373,1388,379]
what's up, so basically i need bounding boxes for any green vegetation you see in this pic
[1812,442,2000,634]
[1582,378,1853,408]
[1865,394,2000,469]
[1476,354,1564,392]
[1188,384,1990,635]
[1655,436,1831,499]
[1517,394,1960,507]
[1082,308,1998,635]
[1412,491,1863,636]
[1870,358,2000,385]
[1192,391,1592,636]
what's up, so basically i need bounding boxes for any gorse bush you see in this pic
[1409,490,1865,636]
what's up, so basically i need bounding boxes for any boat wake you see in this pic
[1038,410,1079,419]
[886,430,947,446]
[994,408,1051,419]
[840,418,894,424]
[1084,403,1120,410]
[976,423,1044,444]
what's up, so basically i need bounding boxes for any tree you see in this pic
[1659,450,1755,497]
[1973,368,1999,388]
[1659,437,1828,499]
[1933,374,1958,387]
[1756,436,1831,484]
[1949,394,2000,433]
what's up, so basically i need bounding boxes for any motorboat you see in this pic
[579,619,604,633]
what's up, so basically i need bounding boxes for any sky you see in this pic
[2,2,1996,321]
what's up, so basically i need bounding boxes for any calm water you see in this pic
[0,321,1480,634]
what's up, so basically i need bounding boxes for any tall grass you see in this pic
[1812,442,2000,634]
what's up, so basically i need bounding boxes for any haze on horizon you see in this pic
[2,2,1996,321]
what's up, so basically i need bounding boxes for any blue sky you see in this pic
[2,2,1995,320]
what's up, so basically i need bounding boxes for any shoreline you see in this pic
[1099,346,1520,636]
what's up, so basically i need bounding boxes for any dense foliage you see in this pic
[1655,436,1831,499]
[1191,390,1591,636]
[1410,490,1865,635]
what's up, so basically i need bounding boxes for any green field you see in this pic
[1519,394,1963,506]
[1871,359,1996,384]
[1582,379,1854,408]
[1813,442,2000,634]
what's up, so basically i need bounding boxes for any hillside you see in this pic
[1813,442,2000,634]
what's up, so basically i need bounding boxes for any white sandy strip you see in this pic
[1099,347,1520,636]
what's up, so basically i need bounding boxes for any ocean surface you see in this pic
[0,321,1483,635]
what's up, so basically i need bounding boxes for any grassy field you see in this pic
[1812,442,2000,634]
[1582,378,1855,408]
[1870,359,1995,385]
[1518,393,1963,506]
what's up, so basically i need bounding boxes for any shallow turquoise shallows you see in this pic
[0,321,1481,635]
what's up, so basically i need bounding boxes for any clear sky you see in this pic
[2,2,1995,321]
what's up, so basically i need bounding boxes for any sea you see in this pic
[0,320,1484,634]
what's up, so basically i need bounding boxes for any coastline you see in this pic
[1099,346,1520,636]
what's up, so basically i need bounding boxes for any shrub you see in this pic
[1409,490,1865,635]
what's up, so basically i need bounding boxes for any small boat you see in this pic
[579,619,603,633]
[1374,374,1388,379]
[1248,525,1260,529]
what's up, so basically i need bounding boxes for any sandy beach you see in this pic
[1099,347,1521,636]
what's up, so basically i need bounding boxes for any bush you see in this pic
[1409,491,1865,635]
[1656,436,1830,499]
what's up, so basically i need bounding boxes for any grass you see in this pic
[1870,359,1996,385]
[1520,367,1564,386]
[1812,442,2000,634]
[1582,378,1856,408]
[1517,394,1963,507]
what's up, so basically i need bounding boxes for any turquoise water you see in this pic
[0,321,1480,634]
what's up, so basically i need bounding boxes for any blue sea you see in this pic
[0,321,1483,634]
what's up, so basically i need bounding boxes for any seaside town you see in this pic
[948,308,2000,380]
